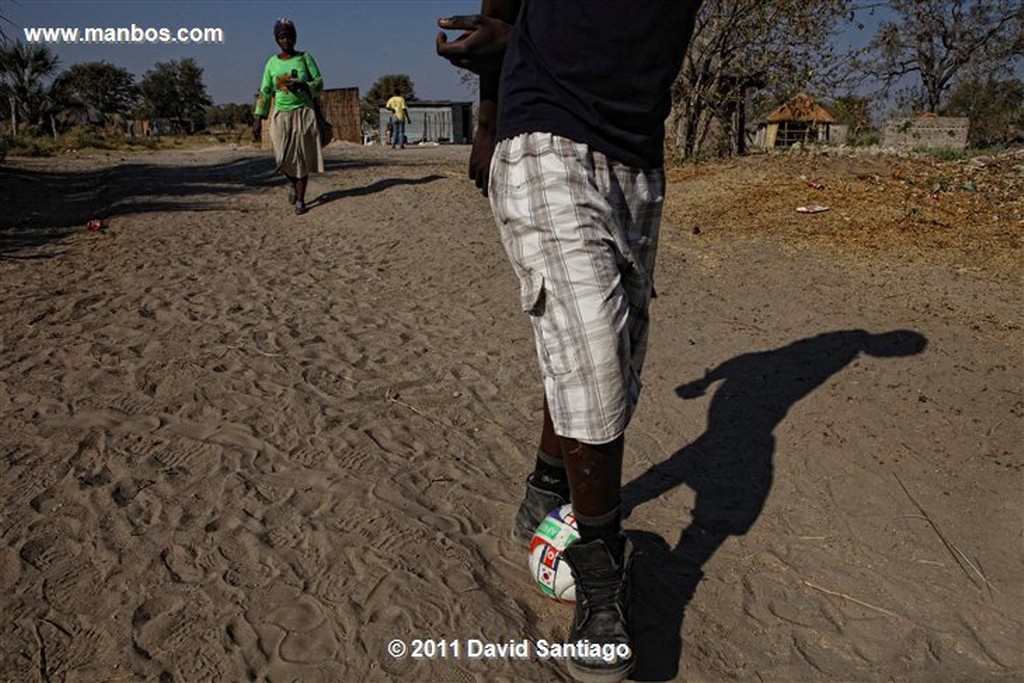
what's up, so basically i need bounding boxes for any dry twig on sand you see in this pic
[802,581,899,618]
[894,472,997,595]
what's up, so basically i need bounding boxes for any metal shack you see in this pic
[378,101,473,145]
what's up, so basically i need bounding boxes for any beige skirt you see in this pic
[269,106,324,177]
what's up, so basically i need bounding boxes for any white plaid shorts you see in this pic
[489,133,664,443]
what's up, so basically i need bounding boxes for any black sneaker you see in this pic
[563,537,635,683]
[511,475,569,546]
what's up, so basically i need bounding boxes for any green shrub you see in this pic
[126,136,159,149]
[3,135,55,157]
[913,146,967,161]
[848,132,880,147]
[73,131,115,150]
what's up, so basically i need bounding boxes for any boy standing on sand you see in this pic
[437,2,700,681]
[385,91,409,149]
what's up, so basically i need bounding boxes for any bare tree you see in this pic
[670,0,851,160]
[856,0,1023,113]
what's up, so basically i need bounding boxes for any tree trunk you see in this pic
[736,90,748,155]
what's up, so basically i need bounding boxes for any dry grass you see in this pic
[664,148,1024,278]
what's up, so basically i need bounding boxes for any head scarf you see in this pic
[274,19,296,40]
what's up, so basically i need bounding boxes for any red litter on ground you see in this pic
[87,219,103,231]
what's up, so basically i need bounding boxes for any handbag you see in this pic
[312,98,333,147]
[302,53,333,147]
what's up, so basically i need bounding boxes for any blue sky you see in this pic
[4,1,484,104]
[10,1,972,110]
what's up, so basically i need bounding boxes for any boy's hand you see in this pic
[436,14,512,75]
[468,101,497,196]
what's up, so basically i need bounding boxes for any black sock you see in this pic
[574,505,624,559]
[531,450,569,494]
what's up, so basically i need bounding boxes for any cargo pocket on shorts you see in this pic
[520,270,546,316]
[520,271,574,377]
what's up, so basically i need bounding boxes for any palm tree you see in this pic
[0,42,60,135]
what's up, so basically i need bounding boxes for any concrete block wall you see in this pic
[882,117,969,150]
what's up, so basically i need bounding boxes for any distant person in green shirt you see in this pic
[253,19,325,214]
[386,92,408,149]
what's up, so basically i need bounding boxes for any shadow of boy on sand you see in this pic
[0,156,278,257]
[309,174,444,209]
[624,328,928,681]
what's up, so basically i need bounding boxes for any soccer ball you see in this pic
[528,504,579,603]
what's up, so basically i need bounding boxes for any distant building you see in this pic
[149,118,174,136]
[320,87,362,144]
[378,101,473,145]
[756,93,835,149]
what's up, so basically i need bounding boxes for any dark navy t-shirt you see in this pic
[496,0,699,169]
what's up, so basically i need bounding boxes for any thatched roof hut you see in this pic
[760,93,835,148]
[765,93,835,125]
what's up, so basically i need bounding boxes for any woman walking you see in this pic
[253,19,324,215]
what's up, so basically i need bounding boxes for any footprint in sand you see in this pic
[148,440,223,481]
[18,528,78,573]
[244,583,339,667]
[161,544,207,584]
[42,555,107,615]
[35,616,114,681]
[132,590,230,680]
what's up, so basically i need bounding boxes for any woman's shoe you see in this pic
[294,200,307,215]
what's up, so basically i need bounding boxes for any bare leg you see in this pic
[540,397,562,460]
[560,434,623,517]
[511,398,570,543]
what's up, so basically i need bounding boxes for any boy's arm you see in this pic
[437,0,520,196]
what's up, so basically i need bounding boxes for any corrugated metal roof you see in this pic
[405,100,474,108]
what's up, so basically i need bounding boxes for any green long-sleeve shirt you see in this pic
[254,52,323,117]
